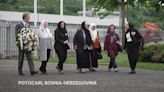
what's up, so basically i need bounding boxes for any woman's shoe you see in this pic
[114,68,119,72]
[78,69,85,73]
[108,68,114,72]
[89,68,96,72]
[56,66,64,74]
[128,70,136,74]
[56,66,60,71]
[59,70,64,74]
[40,70,48,74]
[39,68,46,74]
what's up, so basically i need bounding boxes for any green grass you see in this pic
[10,52,164,71]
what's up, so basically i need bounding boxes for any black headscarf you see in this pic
[81,21,87,30]
[81,21,93,46]
[127,22,135,32]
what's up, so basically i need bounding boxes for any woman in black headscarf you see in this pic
[54,21,70,74]
[124,22,143,74]
[73,21,93,73]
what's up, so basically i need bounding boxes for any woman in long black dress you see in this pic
[54,21,70,74]
[73,21,93,73]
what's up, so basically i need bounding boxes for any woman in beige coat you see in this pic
[36,20,53,74]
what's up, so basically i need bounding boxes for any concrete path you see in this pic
[0,60,164,92]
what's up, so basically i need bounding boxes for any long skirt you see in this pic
[76,48,90,69]
[91,49,98,68]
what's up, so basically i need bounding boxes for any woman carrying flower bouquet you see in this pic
[37,20,53,74]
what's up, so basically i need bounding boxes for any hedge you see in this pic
[139,44,164,63]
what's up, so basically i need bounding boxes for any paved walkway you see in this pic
[0,60,164,92]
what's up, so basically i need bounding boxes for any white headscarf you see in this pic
[38,20,52,38]
[89,23,97,42]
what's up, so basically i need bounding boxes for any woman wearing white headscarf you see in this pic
[36,20,53,74]
[89,23,101,71]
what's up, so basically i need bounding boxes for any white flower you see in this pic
[16,28,38,51]
[29,42,33,47]
[33,42,37,45]
[28,47,32,51]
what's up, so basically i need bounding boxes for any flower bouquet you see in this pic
[16,28,38,51]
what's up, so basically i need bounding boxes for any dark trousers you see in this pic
[18,49,35,74]
[126,44,139,71]
[55,48,67,70]
[40,49,51,73]
[108,57,117,69]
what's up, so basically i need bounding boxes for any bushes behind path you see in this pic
[139,44,164,63]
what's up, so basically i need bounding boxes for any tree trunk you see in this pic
[121,0,125,48]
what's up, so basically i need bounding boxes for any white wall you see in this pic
[0,11,119,26]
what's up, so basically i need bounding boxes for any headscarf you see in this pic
[81,21,89,30]
[89,23,97,42]
[126,22,135,33]
[39,20,48,30]
[38,20,52,38]
[81,21,93,46]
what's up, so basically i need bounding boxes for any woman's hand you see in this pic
[116,41,120,44]
[131,32,136,36]
[64,40,69,44]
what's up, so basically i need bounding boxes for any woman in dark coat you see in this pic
[124,22,142,74]
[104,25,120,72]
[73,21,93,73]
[54,21,70,74]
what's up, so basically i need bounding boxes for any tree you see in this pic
[128,5,164,30]
[88,0,163,47]
[6,0,17,4]
[0,0,83,15]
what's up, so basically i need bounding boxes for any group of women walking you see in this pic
[36,20,143,75]
[37,20,69,74]
[73,22,101,73]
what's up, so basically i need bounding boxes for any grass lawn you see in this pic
[11,52,164,71]
[34,52,164,71]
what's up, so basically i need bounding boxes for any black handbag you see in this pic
[95,47,102,59]
[97,53,103,59]
[117,44,123,52]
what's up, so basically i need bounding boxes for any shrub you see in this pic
[139,44,164,63]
